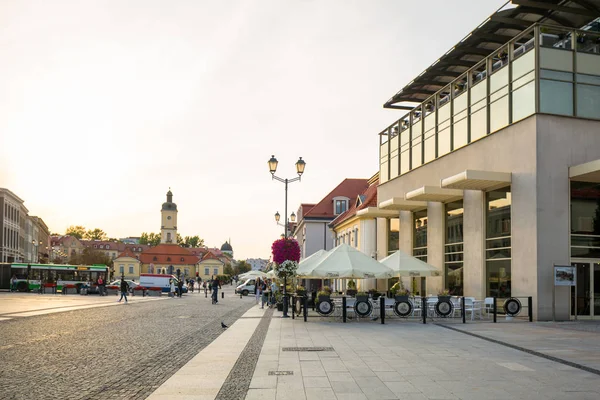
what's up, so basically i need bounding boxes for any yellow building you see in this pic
[112,249,142,281]
[197,251,224,281]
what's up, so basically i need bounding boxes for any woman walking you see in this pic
[117,277,128,303]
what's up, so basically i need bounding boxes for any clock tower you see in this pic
[161,189,178,244]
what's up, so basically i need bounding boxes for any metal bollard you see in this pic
[493,297,497,323]
[205,289,207,298]
[528,296,533,322]
[461,296,466,324]
[380,296,385,325]
[292,296,295,320]
[303,296,308,322]
[342,297,347,323]
[221,292,224,299]
[422,296,427,324]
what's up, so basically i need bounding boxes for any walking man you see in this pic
[211,278,221,304]
[117,277,128,303]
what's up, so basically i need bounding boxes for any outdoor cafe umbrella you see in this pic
[303,244,394,279]
[295,249,329,278]
[239,270,267,279]
[379,250,440,277]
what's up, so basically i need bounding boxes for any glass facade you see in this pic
[486,187,512,298]
[388,218,399,256]
[445,200,464,295]
[413,210,427,262]
[570,181,600,258]
[379,25,600,185]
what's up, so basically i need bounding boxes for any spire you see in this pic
[167,187,173,203]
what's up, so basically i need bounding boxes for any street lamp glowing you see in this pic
[290,212,296,222]
[274,211,281,223]
[268,155,278,175]
[295,157,306,176]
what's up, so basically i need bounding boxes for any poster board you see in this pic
[554,265,576,286]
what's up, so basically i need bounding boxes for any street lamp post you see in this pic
[268,155,306,318]
[274,211,297,237]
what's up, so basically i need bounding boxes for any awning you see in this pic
[441,170,511,190]
[378,198,428,211]
[355,207,401,218]
[405,186,463,202]
[570,159,600,183]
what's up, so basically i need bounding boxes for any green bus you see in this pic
[5,263,109,292]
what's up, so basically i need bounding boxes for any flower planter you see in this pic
[356,295,368,302]
[147,287,162,297]
[395,295,410,302]
[277,303,283,311]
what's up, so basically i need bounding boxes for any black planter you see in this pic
[395,295,410,302]
[356,295,368,302]
[346,289,357,296]
[438,296,451,302]
[277,303,283,311]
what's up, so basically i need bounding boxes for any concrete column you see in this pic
[399,210,413,292]
[375,217,389,292]
[427,202,444,296]
[463,190,485,299]
[360,218,377,291]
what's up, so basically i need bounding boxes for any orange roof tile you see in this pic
[303,179,369,219]
[139,244,200,265]
[330,178,379,228]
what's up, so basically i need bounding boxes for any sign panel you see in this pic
[554,265,576,286]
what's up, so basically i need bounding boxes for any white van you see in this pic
[139,274,187,293]
[235,278,256,296]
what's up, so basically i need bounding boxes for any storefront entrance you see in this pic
[571,261,600,318]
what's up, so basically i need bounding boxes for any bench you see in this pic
[132,286,147,297]
[41,283,57,294]
[146,287,162,297]
[62,284,78,294]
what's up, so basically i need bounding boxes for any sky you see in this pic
[0,0,507,260]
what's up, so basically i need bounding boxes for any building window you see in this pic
[213,268,219,275]
[335,200,347,215]
[570,181,600,258]
[167,232,171,242]
[180,257,185,262]
[167,257,171,262]
[128,265,134,274]
[445,200,464,296]
[204,267,209,275]
[486,187,512,298]
[413,209,428,262]
[119,264,124,274]
[153,256,157,261]
[388,218,399,255]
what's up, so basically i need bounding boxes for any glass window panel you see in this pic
[411,144,422,169]
[512,80,536,122]
[486,248,512,259]
[490,87,509,102]
[400,150,410,174]
[438,127,451,156]
[486,259,511,298]
[400,129,409,146]
[487,187,511,240]
[389,155,398,179]
[490,67,509,93]
[438,103,450,123]
[490,96,509,132]
[512,49,535,80]
[576,52,600,75]
[577,84,600,119]
[424,136,435,163]
[453,119,468,149]
[513,70,535,91]
[445,201,464,244]
[445,263,463,296]
[540,69,573,81]
[412,122,422,141]
[471,81,487,104]
[380,161,388,183]
[388,218,399,255]
[424,114,435,132]
[390,136,398,155]
[577,73,600,85]
[453,93,468,114]
[540,47,573,70]
[540,80,573,116]
[471,108,487,141]
[414,209,428,250]
[380,143,388,159]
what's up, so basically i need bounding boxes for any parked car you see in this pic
[235,278,256,296]
[138,274,188,293]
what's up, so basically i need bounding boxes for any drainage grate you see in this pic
[268,371,294,376]
[281,347,334,352]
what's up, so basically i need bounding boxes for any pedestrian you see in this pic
[170,279,176,298]
[177,278,183,297]
[255,278,262,305]
[117,277,128,303]
[10,274,17,292]
[261,280,269,309]
[270,279,278,308]
[211,277,221,304]
[97,275,105,296]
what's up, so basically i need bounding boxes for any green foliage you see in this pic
[216,274,230,283]
[181,235,204,248]
[65,225,86,240]
[140,232,161,246]
[356,291,368,298]
[234,261,251,275]
[69,247,112,267]
[438,289,450,296]
[390,280,406,295]
[223,264,233,276]
[321,286,332,295]
[295,285,306,296]
[85,228,107,241]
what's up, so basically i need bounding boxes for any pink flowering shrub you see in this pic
[271,238,301,264]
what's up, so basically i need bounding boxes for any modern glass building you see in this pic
[375,1,600,320]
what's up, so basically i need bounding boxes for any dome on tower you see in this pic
[162,188,177,211]
[220,241,233,252]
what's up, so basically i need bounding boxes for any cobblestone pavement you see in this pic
[216,308,274,400]
[0,289,254,400]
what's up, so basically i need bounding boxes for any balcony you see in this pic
[379,23,600,184]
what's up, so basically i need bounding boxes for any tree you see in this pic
[234,261,251,275]
[140,232,161,247]
[69,247,111,267]
[223,264,234,276]
[85,228,107,241]
[177,233,184,246]
[184,235,204,248]
[65,225,86,240]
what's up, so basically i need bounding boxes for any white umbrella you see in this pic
[266,270,277,279]
[304,244,394,279]
[296,249,329,278]
[240,270,267,279]
[380,250,441,277]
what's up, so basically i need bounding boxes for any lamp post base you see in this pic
[282,277,289,318]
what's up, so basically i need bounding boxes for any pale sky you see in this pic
[0,0,506,260]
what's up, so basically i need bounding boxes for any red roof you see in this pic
[330,178,379,228]
[116,248,139,259]
[303,179,369,219]
[201,252,223,262]
[139,244,200,265]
